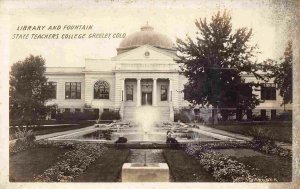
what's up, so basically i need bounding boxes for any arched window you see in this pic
[94,80,109,99]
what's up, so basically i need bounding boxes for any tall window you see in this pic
[161,85,168,101]
[126,85,133,101]
[46,82,57,99]
[94,80,109,99]
[261,83,276,100]
[65,82,81,99]
[261,109,267,120]
[271,109,276,120]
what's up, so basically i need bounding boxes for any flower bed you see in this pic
[10,138,75,156]
[185,143,277,182]
[250,140,292,158]
[9,129,36,155]
[34,142,107,182]
[183,140,292,159]
[9,138,35,155]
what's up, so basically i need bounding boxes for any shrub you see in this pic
[115,137,127,143]
[166,137,180,149]
[251,142,292,158]
[102,130,112,140]
[56,110,99,121]
[252,114,269,121]
[174,109,191,123]
[9,128,36,155]
[245,129,292,158]
[14,127,36,140]
[276,111,292,121]
[248,127,275,148]
[100,111,120,120]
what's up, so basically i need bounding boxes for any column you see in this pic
[121,78,125,102]
[137,78,141,107]
[153,78,157,106]
[169,79,172,102]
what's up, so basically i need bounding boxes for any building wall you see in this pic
[45,46,291,119]
[46,74,85,110]
[178,74,190,108]
[170,73,180,109]
[244,75,292,110]
[45,71,292,115]
[114,73,123,108]
[84,73,116,111]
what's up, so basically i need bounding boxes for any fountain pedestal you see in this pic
[122,163,169,182]
[143,132,149,141]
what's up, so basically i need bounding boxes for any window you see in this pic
[161,85,168,101]
[247,109,252,120]
[94,80,109,99]
[261,83,276,100]
[271,109,276,120]
[46,82,57,99]
[64,108,70,113]
[183,84,188,100]
[261,109,266,120]
[75,108,81,113]
[126,85,133,101]
[194,109,200,115]
[236,109,243,121]
[65,82,81,99]
[50,109,57,119]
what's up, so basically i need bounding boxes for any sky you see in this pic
[1,0,296,67]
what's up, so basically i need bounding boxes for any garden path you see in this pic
[35,125,96,140]
[191,123,292,150]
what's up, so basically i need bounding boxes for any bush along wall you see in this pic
[34,142,108,182]
[184,143,277,182]
[56,110,99,121]
[100,111,121,120]
[174,109,192,123]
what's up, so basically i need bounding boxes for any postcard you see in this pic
[0,0,299,189]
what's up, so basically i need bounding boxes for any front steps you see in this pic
[123,106,170,122]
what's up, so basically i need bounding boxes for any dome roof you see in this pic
[117,23,175,54]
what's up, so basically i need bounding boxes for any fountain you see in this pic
[134,105,159,141]
[121,104,170,182]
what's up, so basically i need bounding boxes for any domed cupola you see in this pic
[117,22,175,54]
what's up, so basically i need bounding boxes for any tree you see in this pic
[176,11,265,122]
[9,55,54,126]
[269,41,292,109]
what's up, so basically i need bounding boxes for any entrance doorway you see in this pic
[141,80,153,106]
[142,92,152,105]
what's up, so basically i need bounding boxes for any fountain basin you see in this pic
[122,163,169,182]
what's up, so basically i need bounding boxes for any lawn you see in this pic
[75,148,130,182]
[215,148,292,182]
[209,123,292,143]
[163,149,215,182]
[10,147,69,182]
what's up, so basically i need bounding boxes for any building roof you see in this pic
[117,23,175,54]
